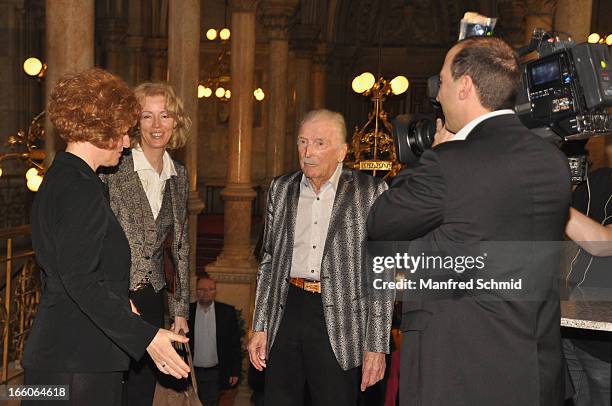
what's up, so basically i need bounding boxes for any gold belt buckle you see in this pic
[303,281,321,293]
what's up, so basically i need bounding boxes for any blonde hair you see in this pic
[132,82,192,149]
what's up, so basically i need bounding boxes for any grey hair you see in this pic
[298,109,347,145]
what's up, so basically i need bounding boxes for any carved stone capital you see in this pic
[313,43,331,68]
[187,191,205,215]
[291,23,320,56]
[259,0,298,40]
[230,0,259,13]
[96,19,129,51]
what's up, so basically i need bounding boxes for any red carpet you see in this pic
[195,214,262,274]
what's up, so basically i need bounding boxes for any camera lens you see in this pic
[392,114,436,165]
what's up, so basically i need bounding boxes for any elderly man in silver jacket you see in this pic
[248,109,393,405]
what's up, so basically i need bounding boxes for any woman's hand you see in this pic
[171,316,189,334]
[129,299,140,315]
[146,329,190,379]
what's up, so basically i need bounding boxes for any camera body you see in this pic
[393,36,612,184]
[515,42,612,141]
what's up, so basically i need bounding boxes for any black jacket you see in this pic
[24,151,158,372]
[188,301,242,389]
[368,114,571,406]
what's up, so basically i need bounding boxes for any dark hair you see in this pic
[48,68,140,149]
[196,272,214,283]
[451,37,520,110]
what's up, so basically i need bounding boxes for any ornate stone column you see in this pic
[147,38,168,82]
[168,0,205,288]
[260,0,297,181]
[95,0,129,77]
[206,0,259,326]
[44,0,94,164]
[97,23,128,76]
[291,24,318,120]
[288,24,318,169]
[125,0,146,85]
[524,0,558,44]
[126,35,146,86]
[312,43,329,109]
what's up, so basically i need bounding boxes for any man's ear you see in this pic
[338,143,348,162]
[458,75,473,101]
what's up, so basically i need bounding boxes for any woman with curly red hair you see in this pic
[22,68,189,406]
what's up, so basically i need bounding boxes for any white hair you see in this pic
[298,109,347,145]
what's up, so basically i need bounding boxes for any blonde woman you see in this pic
[101,82,191,405]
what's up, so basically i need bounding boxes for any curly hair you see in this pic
[48,68,140,149]
[132,83,192,150]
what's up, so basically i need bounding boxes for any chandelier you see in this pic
[198,0,264,102]
[346,72,409,179]
[0,112,46,192]
[587,32,612,45]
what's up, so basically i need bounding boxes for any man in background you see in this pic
[188,274,242,406]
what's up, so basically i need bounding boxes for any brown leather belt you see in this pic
[290,277,321,294]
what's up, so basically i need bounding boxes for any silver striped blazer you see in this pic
[253,168,393,370]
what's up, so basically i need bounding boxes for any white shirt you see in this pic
[193,301,219,368]
[450,109,515,141]
[132,146,177,219]
[290,163,343,281]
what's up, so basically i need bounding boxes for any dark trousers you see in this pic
[23,369,123,406]
[195,366,220,406]
[265,284,359,406]
[125,285,164,406]
[564,338,611,406]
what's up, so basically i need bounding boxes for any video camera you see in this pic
[392,20,612,183]
[515,30,612,142]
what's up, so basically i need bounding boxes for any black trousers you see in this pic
[23,369,123,406]
[265,284,359,406]
[194,366,220,406]
[125,285,164,406]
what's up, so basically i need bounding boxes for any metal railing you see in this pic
[0,225,40,383]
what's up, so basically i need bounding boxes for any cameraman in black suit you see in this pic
[368,36,572,405]
[188,274,242,406]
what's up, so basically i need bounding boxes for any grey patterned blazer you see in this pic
[253,168,393,370]
[99,152,190,318]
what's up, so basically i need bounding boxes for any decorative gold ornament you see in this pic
[0,112,46,191]
[346,74,409,179]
